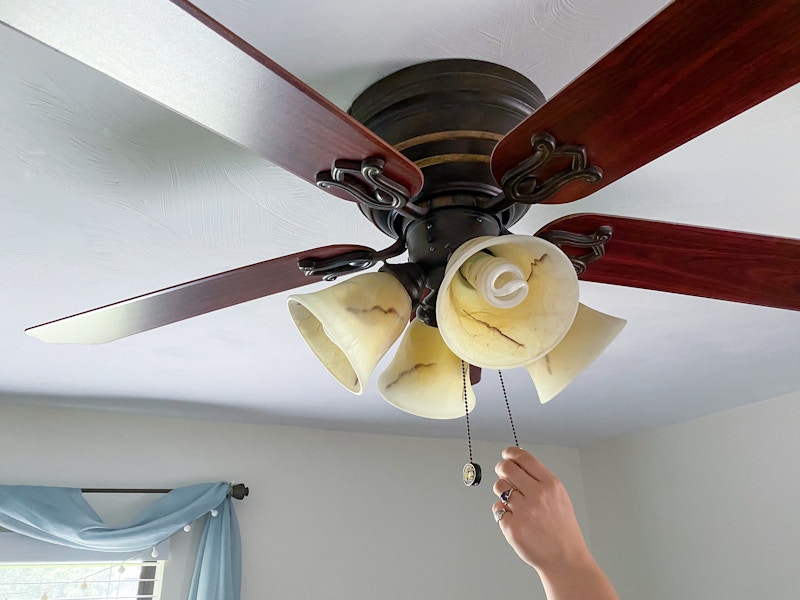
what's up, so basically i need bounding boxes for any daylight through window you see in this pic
[0,560,164,600]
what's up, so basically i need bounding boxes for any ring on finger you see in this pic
[500,488,515,504]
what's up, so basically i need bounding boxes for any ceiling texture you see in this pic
[1,0,799,447]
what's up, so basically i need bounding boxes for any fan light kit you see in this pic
[6,1,800,436]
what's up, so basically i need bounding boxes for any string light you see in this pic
[20,559,146,600]
[211,509,219,517]
[183,524,191,532]
[151,547,159,558]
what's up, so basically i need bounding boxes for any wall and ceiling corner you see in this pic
[577,390,800,600]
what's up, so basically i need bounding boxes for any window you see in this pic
[0,560,165,600]
[0,533,169,600]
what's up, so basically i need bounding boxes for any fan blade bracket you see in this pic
[316,157,426,220]
[297,238,408,281]
[537,214,800,312]
[537,225,614,276]
[492,132,603,210]
[298,251,379,281]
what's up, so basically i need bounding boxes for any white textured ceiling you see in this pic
[1,0,799,447]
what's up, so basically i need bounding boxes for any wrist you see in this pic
[536,548,619,600]
[535,543,597,581]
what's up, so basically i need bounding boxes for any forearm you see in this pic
[537,553,620,600]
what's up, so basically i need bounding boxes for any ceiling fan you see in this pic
[6,0,800,418]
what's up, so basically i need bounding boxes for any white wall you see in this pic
[0,403,589,600]
[578,390,800,600]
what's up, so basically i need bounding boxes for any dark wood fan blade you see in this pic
[492,0,800,204]
[25,245,375,344]
[0,0,422,199]
[469,365,481,386]
[537,214,800,311]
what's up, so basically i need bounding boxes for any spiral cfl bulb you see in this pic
[459,251,529,308]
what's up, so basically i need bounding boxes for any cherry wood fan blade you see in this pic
[492,0,800,204]
[537,214,800,311]
[469,365,481,386]
[0,0,422,199]
[25,245,375,344]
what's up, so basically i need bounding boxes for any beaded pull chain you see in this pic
[461,360,481,486]
[498,370,519,448]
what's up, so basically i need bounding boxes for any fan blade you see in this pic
[25,245,376,344]
[492,0,800,204]
[469,365,482,386]
[537,214,800,311]
[0,0,422,199]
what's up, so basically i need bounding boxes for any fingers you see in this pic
[494,459,527,493]
[495,455,538,497]
[501,446,555,482]
[493,448,559,531]
[493,479,521,506]
[491,499,511,525]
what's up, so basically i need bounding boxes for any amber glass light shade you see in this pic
[525,303,626,404]
[437,235,580,369]
[288,272,411,394]
[378,319,476,419]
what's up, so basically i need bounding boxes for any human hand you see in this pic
[492,447,591,572]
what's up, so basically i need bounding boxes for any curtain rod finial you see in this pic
[229,483,249,500]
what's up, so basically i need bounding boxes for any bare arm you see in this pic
[492,447,620,600]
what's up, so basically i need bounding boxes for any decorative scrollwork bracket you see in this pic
[500,132,603,205]
[316,157,424,218]
[537,225,613,275]
[298,239,407,281]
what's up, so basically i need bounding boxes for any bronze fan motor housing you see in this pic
[349,59,544,238]
[349,60,548,322]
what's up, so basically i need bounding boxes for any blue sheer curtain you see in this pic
[0,482,241,600]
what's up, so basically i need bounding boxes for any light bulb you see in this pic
[183,524,191,532]
[118,565,125,574]
[81,580,88,590]
[211,509,219,517]
[459,251,529,308]
[150,547,159,558]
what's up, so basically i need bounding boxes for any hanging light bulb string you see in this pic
[498,370,519,448]
[36,559,134,600]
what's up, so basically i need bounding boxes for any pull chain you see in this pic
[462,361,473,463]
[461,360,481,486]
[498,370,519,448]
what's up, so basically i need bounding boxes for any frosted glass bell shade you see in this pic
[437,235,580,369]
[288,271,411,394]
[526,303,626,404]
[378,319,476,419]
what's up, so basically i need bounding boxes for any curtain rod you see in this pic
[81,483,249,500]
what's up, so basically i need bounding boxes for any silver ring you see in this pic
[500,488,514,504]
[494,508,506,522]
